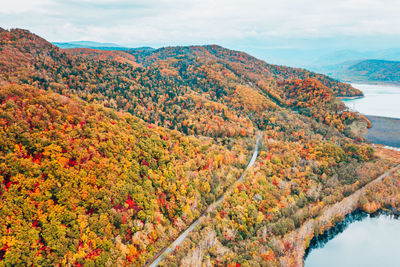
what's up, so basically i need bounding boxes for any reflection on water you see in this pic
[343,83,400,119]
[304,211,400,267]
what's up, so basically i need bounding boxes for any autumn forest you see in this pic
[1,28,399,267]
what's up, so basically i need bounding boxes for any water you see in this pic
[305,213,400,267]
[342,83,400,119]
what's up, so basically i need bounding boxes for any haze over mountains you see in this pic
[52,39,400,85]
[315,59,400,85]
[53,41,125,48]
[244,48,400,85]
[302,48,400,84]
[53,41,154,51]
[310,48,400,66]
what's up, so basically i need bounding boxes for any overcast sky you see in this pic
[2,0,400,63]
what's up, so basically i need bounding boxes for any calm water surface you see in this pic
[343,83,400,119]
[305,214,400,267]
[305,84,400,266]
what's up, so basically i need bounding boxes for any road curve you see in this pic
[146,131,261,267]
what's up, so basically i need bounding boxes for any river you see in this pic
[304,212,400,267]
[343,83,400,148]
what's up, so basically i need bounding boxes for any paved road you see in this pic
[146,132,261,267]
[369,163,400,184]
[146,136,400,267]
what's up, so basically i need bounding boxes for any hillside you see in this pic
[0,29,363,137]
[0,83,254,266]
[312,49,400,66]
[313,59,400,84]
[0,28,390,266]
[342,59,400,84]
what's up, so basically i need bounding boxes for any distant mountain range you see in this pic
[312,59,400,85]
[310,49,400,67]
[52,42,400,86]
[303,48,400,84]
[52,40,154,51]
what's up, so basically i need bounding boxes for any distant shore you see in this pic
[347,80,400,87]
[338,96,364,100]
[365,115,400,148]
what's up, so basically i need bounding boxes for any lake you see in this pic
[304,83,400,266]
[342,83,400,119]
[343,83,400,147]
[304,212,400,267]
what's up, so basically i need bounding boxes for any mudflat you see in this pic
[365,115,400,148]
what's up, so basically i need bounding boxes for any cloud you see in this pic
[1,0,400,47]
[1,0,52,14]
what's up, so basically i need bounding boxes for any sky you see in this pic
[2,0,400,66]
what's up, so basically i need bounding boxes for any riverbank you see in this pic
[365,115,400,148]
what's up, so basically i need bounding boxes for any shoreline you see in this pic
[348,81,400,87]
[279,159,400,267]
[304,209,400,264]
[364,115,400,148]
[338,96,364,100]
[364,114,400,121]
[303,209,398,259]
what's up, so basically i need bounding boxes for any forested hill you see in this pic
[1,28,363,137]
[0,28,376,266]
[329,59,400,84]
[126,44,362,97]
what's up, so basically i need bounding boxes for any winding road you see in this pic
[146,132,261,267]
